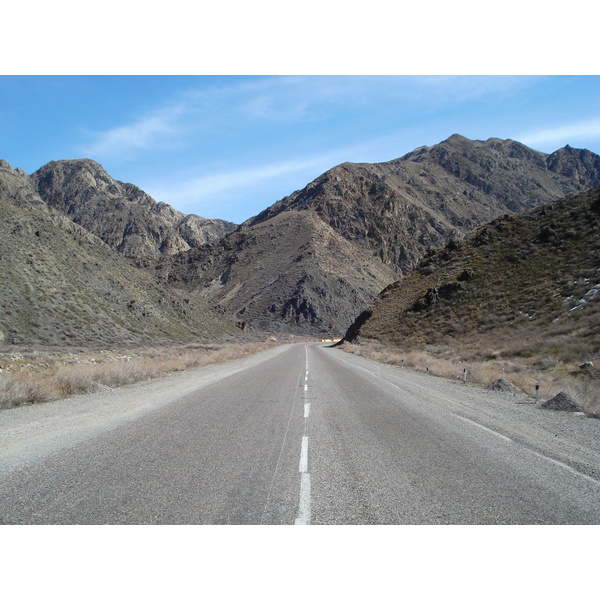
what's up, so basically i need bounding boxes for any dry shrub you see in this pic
[54,364,94,396]
[466,363,510,386]
[1,340,280,410]
[0,372,55,409]
[341,341,599,417]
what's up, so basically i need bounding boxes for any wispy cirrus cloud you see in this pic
[79,76,533,161]
[519,117,600,149]
[146,152,341,213]
[79,102,189,159]
[78,78,313,160]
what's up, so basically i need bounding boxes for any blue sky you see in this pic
[1,75,600,224]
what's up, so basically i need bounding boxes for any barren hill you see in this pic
[0,161,238,346]
[343,185,600,368]
[160,209,399,333]
[160,135,600,335]
[30,159,237,261]
[246,136,600,271]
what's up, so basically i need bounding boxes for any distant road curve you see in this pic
[0,343,598,524]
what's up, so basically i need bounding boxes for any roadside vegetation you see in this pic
[341,340,599,417]
[0,339,285,410]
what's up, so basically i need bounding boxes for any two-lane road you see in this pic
[1,343,598,524]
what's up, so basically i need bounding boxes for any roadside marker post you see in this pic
[535,381,540,403]
[463,368,467,384]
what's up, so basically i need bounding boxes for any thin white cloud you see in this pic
[148,153,338,210]
[78,76,535,162]
[235,76,534,119]
[519,117,600,149]
[80,102,188,158]
[145,126,415,213]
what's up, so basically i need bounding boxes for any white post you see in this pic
[463,368,467,384]
[535,381,540,403]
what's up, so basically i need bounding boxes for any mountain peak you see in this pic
[444,133,470,143]
[29,159,236,260]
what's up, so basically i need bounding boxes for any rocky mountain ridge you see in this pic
[159,208,399,333]
[247,136,600,270]
[2,134,600,345]
[158,135,600,334]
[30,159,237,261]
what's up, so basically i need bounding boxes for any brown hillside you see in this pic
[246,135,600,272]
[343,186,600,368]
[159,209,398,334]
[0,161,239,346]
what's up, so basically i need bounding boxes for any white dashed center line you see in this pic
[295,347,312,525]
[295,473,311,525]
[299,435,309,472]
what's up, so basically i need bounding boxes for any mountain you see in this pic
[342,185,600,368]
[245,136,600,269]
[159,209,399,333]
[30,159,237,261]
[157,135,600,335]
[0,161,239,346]
[3,135,600,344]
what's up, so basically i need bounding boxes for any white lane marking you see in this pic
[529,451,600,485]
[331,351,468,409]
[451,414,598,483]
[455,415,513,443]
[295,472,311,525]
[299,435,309,472]
[260,347,307,524]
[296,345,312,525]
[317,346,600,499]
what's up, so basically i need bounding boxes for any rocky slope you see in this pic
[160,209,399,333]
[158,135,600,335]
[30,159,237,261]
[342,185,600,368]
[0,161,239,346]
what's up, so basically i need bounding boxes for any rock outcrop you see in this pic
[30,159,237,261]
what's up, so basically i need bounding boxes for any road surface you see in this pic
[0,343,598,524]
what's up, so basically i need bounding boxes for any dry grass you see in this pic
[0,340,281,410]
[341,341,600,418]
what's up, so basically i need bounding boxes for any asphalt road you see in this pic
[1,343,598,524]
